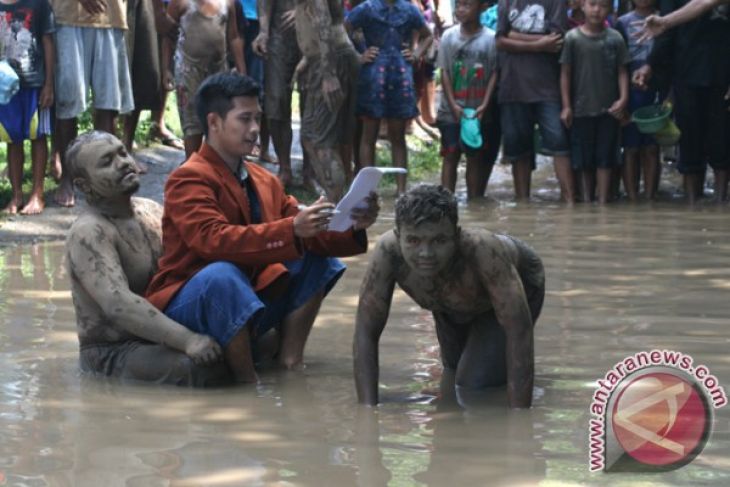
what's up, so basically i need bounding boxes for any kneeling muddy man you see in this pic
[145,73,379,383]
[354,185,545,408]
[66,131,231,386]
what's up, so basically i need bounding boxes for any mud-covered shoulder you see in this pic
[461,228,517,274]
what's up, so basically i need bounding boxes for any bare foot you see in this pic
[278,167,293,187]
[19,194,45,215]
[50,153,63,181]
[2,196,23,214]
[54,179,75,207]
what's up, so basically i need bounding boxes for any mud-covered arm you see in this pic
[354,237,397,405]
[67,221,202,352]
[310,0,337,77]
[478,242,534,408]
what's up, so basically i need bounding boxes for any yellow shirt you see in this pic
[52,0,127,30]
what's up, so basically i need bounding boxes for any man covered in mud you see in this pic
[66,131,231,386]
[354,185,545,408]
[145,73,379,383]
[291,0,360,201]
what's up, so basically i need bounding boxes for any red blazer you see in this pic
[145,143,368,311]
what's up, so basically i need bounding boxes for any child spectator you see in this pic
[346,0,432,196]
[559,0,629,204]
[616,0,660,201]
[634,0,729,203]
[162,0,245,157]
[495,0,575,203]
[436,0,497,198]
[0,0,54,214]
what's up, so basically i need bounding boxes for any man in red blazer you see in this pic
[146,73,379,383]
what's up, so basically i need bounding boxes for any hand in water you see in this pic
[185,334,223,365]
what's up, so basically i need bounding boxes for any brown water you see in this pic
[1,180,729,485]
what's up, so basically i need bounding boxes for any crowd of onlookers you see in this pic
[0,0,728,216]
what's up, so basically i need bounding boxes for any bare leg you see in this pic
[359,117,380,168]
[54,117,77,207]
[456,315,507,389]
[596,168,612,205]
[49,134,62,181]
[640,145,660,200]
[122,109,142,151]
[684,173,703,204]
[3,142,24,214]
[94,109,117,134]
[578,169,595,203]
[386,118,408,195]
[353,117,363,173]
[441,151,460,193]
[268,118,293,186]
[622,148,640,202]
[714,168,728,202]
[553,155,576,203]
[184,134,203,158]
[512,155,532,201]
[225,328,258,383]
[20,137,48,215]
[465,153,484,199]
[302,139,346,202]
[421,79,436,126]
[278,290,324,369]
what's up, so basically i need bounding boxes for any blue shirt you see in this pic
[347,0,425,54]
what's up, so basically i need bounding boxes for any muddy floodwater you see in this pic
[1,168,729,486]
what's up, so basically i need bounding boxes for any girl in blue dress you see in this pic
[346,0,432,195]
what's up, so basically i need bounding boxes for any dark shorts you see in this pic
[433,236,544,387]
[673,84,730,175]
[570,114,620,170]
[500,101,569,159]
[242,19,264,90]
[263,29,301,122]
[164,253,345,347]
[622,87,658,149]
[80,341,233,387]
[300,47,359,148]
[437,118,497,160]
[126,0,163,110]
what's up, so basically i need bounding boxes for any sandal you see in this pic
[149,122,185,151]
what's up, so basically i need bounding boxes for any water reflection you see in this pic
[0,198,729,485]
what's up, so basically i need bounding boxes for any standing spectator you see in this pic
[559,0,629,204]
[52,0,135,207]
[252,0,299,186]
[347,0,433,196]
[616,0,660,201]
[0,0,54,214]
[436,0,498,198]
[495,0,575,202]
[236,0,274,162]
[123,0,185,159]
[634,0,729,202]
[162,0,245,157]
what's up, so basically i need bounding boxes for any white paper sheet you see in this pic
[328,167,407,232]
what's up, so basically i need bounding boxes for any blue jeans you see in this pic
[164,253,345,347]
[500,101,569,159]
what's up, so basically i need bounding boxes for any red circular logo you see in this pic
[612,372,710,467]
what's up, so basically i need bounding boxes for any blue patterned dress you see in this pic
[347,0,426,119]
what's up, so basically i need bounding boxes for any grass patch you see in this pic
[375,134,441,189]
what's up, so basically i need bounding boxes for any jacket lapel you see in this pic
[199,144,251,224]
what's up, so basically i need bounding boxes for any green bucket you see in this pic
[631,104,671,134]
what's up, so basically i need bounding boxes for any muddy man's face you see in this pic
[397,219,458,277]
[75,136,140,199]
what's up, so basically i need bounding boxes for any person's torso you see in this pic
[617,11,652,72]
[437,25,496,120]
[0,0,52,87]
[295,0,350,58]
[178,0,229,63]
[355,0,419,53]
[497,0,564,103]
[70,200,163,347]
[567,27,624,117]
[51,0,127,29]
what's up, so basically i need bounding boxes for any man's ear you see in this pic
[207,112,221,135]
[73,177,90,195]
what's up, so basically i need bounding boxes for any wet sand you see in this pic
[1,164,729,486]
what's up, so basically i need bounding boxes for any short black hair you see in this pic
[395,184,458,230]
[195,72,260,136]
